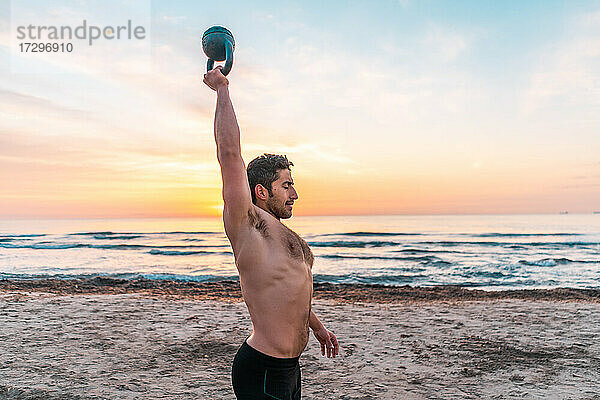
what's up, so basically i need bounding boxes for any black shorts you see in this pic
[232,338,301,400]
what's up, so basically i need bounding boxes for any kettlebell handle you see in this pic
[206,39,234,76]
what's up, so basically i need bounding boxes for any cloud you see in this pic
[243,142,354,166]
[523,9,600,114]
[561,183,600,189]
[251,10,305,31]
[0,128,221,194]
[579,10,600,26]
[161,15,187,24]
[0,14,8,48]
[422,24,469,62]
[0,89,91,120]
[232,29,477,139]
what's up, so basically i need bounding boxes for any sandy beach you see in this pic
[1,279,600,399]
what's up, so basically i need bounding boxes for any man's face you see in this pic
[265,168,298,219]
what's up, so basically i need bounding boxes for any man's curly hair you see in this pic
[247,154,294,204]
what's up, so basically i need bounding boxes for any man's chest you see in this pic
[246,208,314,268]
[281,226,314,268]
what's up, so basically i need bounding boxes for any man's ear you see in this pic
[255,184,269,201]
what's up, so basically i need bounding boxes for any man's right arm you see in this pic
[204,67,252,241]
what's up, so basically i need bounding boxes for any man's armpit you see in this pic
[247,207,269,238]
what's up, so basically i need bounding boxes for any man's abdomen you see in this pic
[242,267,312,358]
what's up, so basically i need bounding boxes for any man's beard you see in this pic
[266,197,292,219]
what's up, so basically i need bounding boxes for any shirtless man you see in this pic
[204,66,339,399]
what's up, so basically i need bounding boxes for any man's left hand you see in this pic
[312,327,339,358]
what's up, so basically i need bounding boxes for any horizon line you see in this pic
[1,212,598,221]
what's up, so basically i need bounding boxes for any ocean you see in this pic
[1,214,599,290]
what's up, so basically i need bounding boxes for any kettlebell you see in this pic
[202,26,235,76]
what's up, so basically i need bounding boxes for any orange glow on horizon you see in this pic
[3,159,596,219]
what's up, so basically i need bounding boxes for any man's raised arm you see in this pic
[204,67,252,238]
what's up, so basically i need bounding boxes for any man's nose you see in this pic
[290,187,298,200]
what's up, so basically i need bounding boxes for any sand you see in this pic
[1,280,600,399]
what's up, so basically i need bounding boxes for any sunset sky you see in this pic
[1,0,599,218]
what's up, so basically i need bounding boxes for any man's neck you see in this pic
[256,203,280,220]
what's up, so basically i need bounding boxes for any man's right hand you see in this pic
[204,66,229,91]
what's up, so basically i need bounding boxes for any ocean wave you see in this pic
[526,241,599,247]
[150,231,221,235]
[460,270,511,279]
[0,242,229,250]
[414,241,599,247]
[426,260,453,266]
[70,231,220,236]
[316,232,421,237]
[468,233,583,238]
[308,240,398,248]
[91,244,228,250]
[138,273,238,282]
[0,243,88,249]
[148,249,232,256]
[456,278,543,288]
[0,272,141,280]
[312,273,427,285]
[93,235,144,240]
[0,271,238,283]
[318,254,441,262]
[91,244,152,250]
[518,258,600,267]
[414,241,506,247]
[70,231,118,236]
[313,232,585,239]
[0,243,149,250]
[393,248,466,254]
[0,234,45,238]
